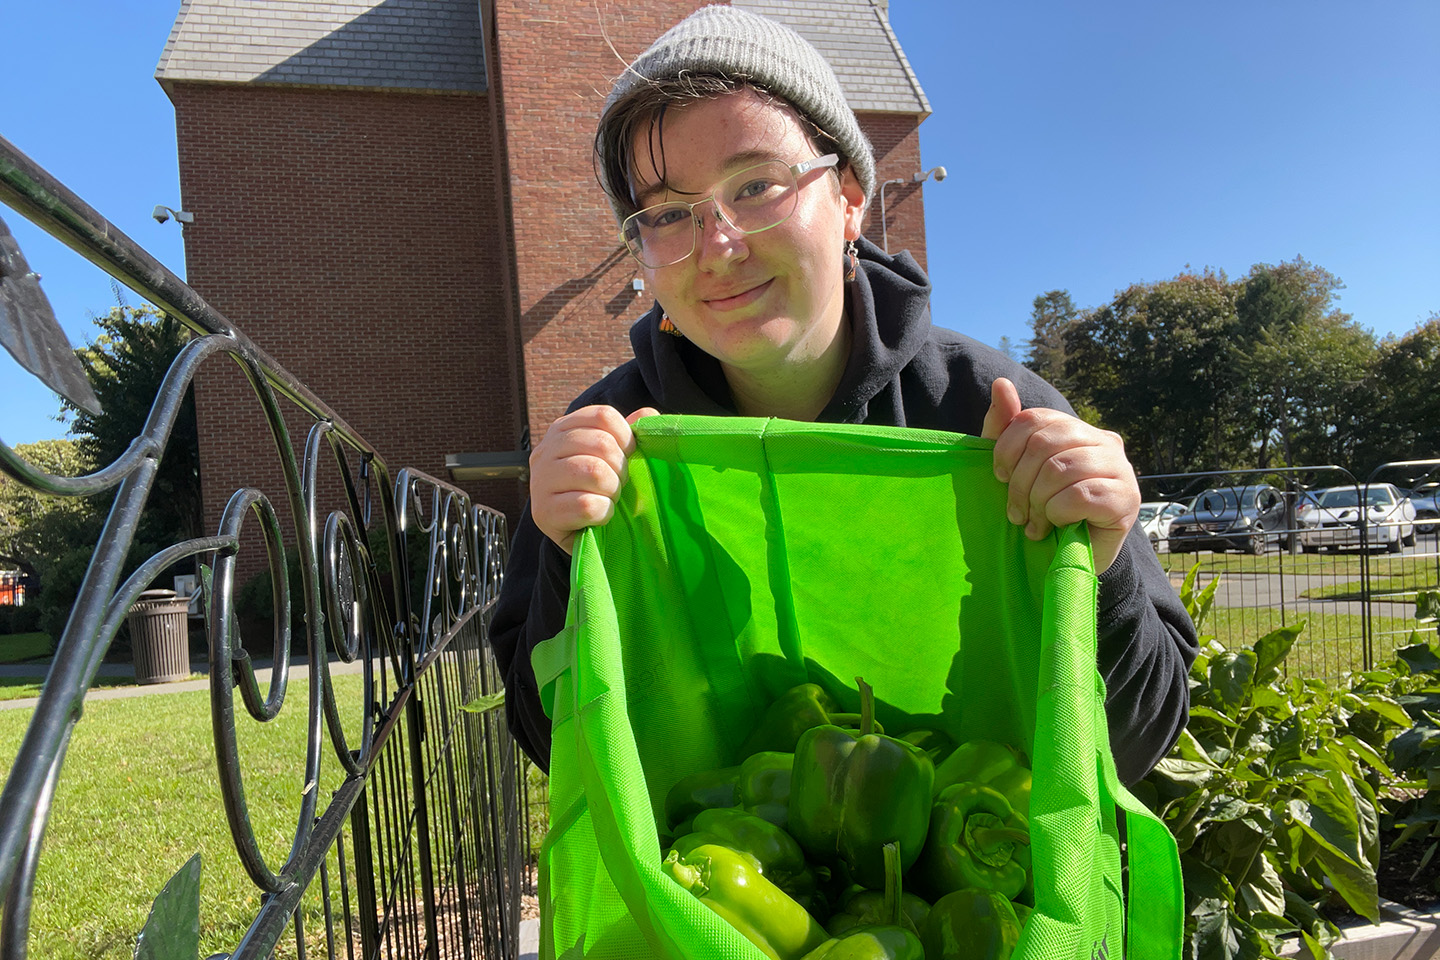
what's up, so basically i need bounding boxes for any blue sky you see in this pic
[3,2,1437,447]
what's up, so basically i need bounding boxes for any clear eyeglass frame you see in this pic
[620,153,840,269]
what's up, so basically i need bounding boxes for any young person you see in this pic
[491,5,1198,786]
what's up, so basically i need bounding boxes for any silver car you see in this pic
[1138,501,1188,552]
[1407,484,1439,536]
[1296,483,1417,553]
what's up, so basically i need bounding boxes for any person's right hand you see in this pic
[529,404,659,555]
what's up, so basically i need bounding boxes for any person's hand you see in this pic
[981,378,1139,573]
[529,405,659,555]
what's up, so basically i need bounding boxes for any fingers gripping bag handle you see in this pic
[533,416,1182,960]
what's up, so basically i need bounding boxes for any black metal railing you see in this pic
[0,133,528,958]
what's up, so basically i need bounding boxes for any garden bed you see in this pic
[1285,899,1440,960]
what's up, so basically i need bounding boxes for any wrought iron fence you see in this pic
[1140,462,1440,677]
[0,133,531,958]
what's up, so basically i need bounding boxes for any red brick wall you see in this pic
[167,6,934,572]
[862,112,929,271]
[491,0,711,442]
[169,84,525,564]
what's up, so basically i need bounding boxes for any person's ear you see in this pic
[838,168,867,242]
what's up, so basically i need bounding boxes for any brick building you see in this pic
[156,0,932,535]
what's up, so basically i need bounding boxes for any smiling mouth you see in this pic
[702,278,772,310]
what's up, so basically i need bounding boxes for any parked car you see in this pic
[1295,483,1417,553]
[1138,501,1189,552]
[1406,483,1439,536]
[1168,485,1288,555]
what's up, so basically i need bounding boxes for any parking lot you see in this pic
[1138,466,1440,677]
[1154,526,1440,678]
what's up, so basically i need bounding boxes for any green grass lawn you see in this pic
[0,674,366,959]
[1160,549,1440,579]
[0,632,53,663]
[1301,570,1440,602]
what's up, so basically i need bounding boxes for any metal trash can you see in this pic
[126,588,193,685]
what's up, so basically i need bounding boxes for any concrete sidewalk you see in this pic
[0,655,366,710]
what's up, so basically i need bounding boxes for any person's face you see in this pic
[629,88,866,379]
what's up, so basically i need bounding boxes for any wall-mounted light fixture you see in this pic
[878,166,946,254]
[631,277,645,296]
[151,204,194,227]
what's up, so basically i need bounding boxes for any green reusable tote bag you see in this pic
[530,416,1182,960]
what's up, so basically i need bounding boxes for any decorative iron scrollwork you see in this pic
[0,132,519,959]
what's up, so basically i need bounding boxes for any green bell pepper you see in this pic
[663,842,828,960]
[921,888,1023,960]
[931,739,1031,816]
[741,682,882,756]
[737,750,794,828]
[669,807,824,911]
[827,890,931,939]
[802,843,926,960]
[789,678,934,889]
[825,841,930,938]
[663,764,741,832]
[913,782,1031,903]
[898,728,955,766]
[799,926,925,960]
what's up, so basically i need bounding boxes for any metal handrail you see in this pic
[0,133,519,958]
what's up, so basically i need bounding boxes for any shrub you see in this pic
[1378,634,1440,898]
[1136,564,1415,960]
[0,603,44,636]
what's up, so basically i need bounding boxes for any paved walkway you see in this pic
[0,655,366,711]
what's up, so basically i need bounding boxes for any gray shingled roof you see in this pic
[155,0,486,93]
[735,0,929,116]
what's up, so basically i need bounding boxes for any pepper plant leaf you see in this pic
[1237,852,1287,919]
[1253,623,1303,684]
[1209,651,1258,714]
[1388,721,1440,771]
[134,853,201,960]
[1187,706,1240,729]
[1351,692,1418,731]
[1311,844,1379,922]
[1396,641,1440,675]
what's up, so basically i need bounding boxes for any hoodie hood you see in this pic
[627,235,933,419]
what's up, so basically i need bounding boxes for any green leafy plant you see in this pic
[1136,564,1414,960]
[1378,635,1440,897]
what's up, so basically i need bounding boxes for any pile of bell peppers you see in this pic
[660,678,1034,960]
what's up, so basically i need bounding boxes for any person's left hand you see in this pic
[981,377,1140,573]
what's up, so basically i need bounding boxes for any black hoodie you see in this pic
[490,237,1198,785]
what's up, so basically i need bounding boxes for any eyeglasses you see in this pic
[621,154,840,269]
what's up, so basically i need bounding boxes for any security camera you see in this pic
[152,205,195,225]
[931,166,947,182]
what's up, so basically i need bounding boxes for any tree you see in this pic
[1063,270,1248,475]
[1356,313,1440,474]
[0,305,206,640]
[1232,259,1372,468]
[1024,290,1078,392]
[61,306,203,547]
[0,440,97,599]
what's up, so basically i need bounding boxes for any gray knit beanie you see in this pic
[601,4,875,209]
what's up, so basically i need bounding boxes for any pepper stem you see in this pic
[855,676,874,738]
[882,841,902,928]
